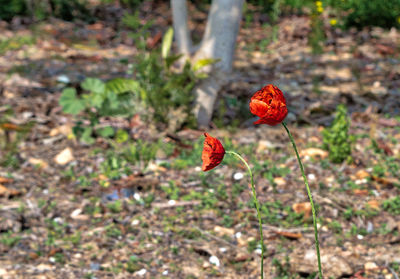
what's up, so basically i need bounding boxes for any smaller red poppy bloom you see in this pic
[202,133,225,171]
[249,84,288,125]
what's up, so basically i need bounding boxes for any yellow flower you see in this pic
[397,16,400,24]
[316,0,323,6]
[330,19,337,25]
[317,6,324,13]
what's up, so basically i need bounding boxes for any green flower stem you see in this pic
[226,151,264,279]
[282,122,322,279]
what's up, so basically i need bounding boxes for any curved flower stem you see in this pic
[281,122,323,279]
[226,151,264,279]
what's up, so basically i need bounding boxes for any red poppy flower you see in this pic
[202,133,225,171]
[249,84,288,125]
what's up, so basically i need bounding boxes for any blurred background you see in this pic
[0,0,400,278]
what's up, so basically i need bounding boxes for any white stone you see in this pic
[209,255,220,267]
[219,247,227,253]
[70,208,82,218]
[307,173,316,181]
[168,200,176,205]
[233,172,244,180]
[136,269,147,276]
[57,75,70,83]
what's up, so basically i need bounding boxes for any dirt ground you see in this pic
[0,2,400,278]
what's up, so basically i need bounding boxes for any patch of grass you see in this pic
[0,35,35,55]
[162,180,180,200]
[126,255,141,273]
[0,231,21,247]
[383,196,400,215]
[107,200,123,213]
[105,224,122,238]
[328,220,342,233]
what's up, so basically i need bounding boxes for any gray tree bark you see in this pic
[171,0,192,57]
[171,0,244,127]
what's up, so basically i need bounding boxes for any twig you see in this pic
[387,266,399,279]
[152,200,201,209]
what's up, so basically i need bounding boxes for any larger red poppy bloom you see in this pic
[249,84,288,125]
[202,133,225,171]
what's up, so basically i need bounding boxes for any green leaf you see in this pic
[89,92,104,108]
[161,27,174,59]
[115,129,129,143]
[59,88,85,115]
[96,126,115,138]
[105,78,140,94]
[192,58,220,72]
[81,127,95,144]
[165,54,183,69]
[81,78,105,94]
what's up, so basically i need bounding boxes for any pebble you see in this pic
[57,75,70,83]
[90,262,100,271]
[168,200,176,205]
[70,208,82,218]
[54,148,74,165]
[219,247,227,253]
[136,268,147,276]
[307,173,316,181]
[209,255,220,267]
[233,172,244,180]
[364,262,378,270]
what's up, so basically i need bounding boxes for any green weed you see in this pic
[322,104,352,163]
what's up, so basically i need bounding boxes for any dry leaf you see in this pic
[355,170,370,180]
[0,177,13,184]
[213,226,235,237]
[299,148,328,159]
[0,184,21,197]
[353,189,369,196]
[366,200,380,211]
[273,177,286,186]
[275,231,302,239]
[54,148,74,165]
[292,202,311,218]
[28,157,49,169]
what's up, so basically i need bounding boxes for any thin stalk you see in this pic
[226,151,264,279]
[281,122,323,279]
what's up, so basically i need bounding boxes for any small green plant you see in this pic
[383,196,400,215]
[308,1,325,54]
[322,105,352,163]
[107,200,123,213]
[162,181,180,200]
[59,77,140,144]
[122,140,160,169]
[0,107,33,168]
[0,0,91,22]
[0,231,21,247]
[328,220,342,233]
[326,0,400,29]
[126,255,141,273]
[0,35,35,55]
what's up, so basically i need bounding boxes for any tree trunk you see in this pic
[171,0,244,127]
[171,0,192,57]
